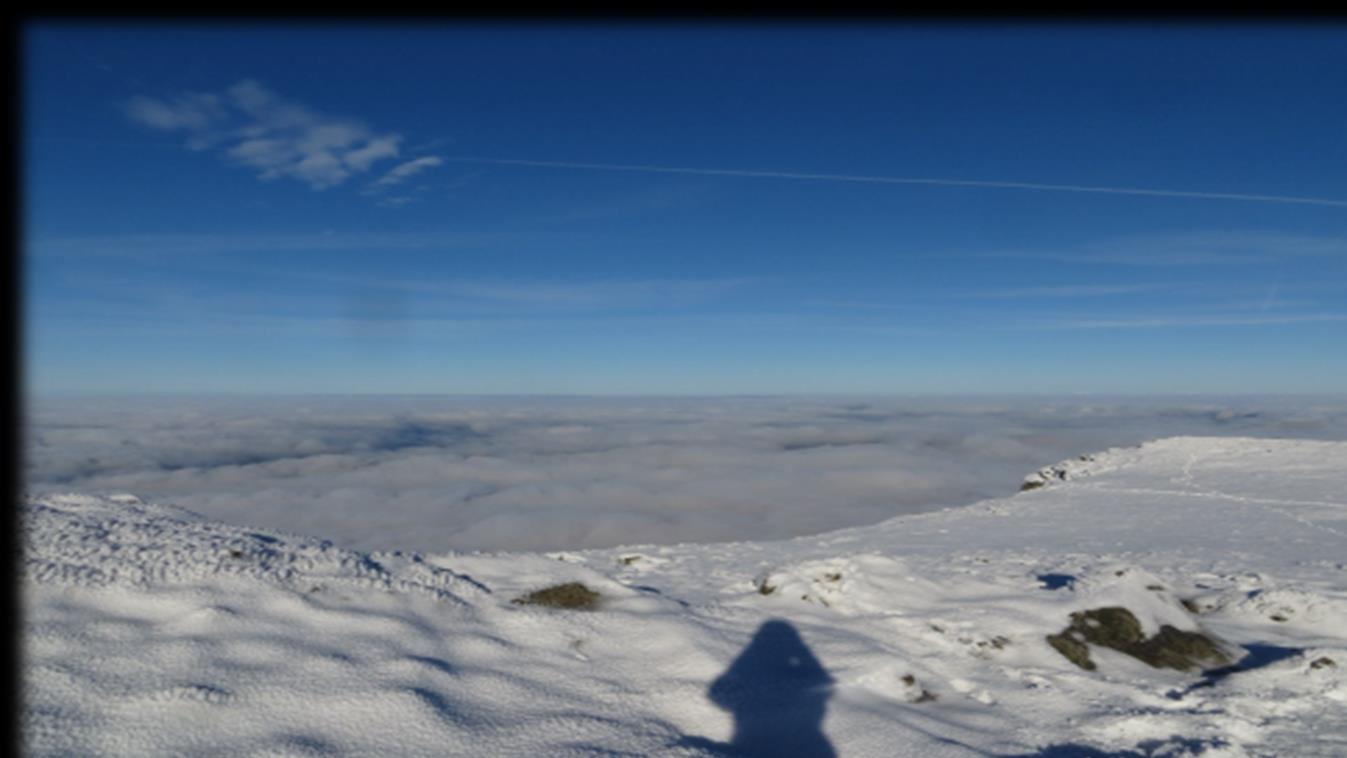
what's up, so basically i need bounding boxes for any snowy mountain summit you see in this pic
[23,436,1347,757]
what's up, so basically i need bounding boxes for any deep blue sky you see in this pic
[23,23,1347,394]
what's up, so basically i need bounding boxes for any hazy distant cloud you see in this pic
[22,396,1347,554]
[1026,312,1347,330]
[124,80,403,190]
[430,277,750,310]
[535,182,711,224]
[26,248,754,340]
[367,156,444,193]
[964,284,1176,299]
[987,231,1347,267]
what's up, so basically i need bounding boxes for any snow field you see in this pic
[22,436,1347,756]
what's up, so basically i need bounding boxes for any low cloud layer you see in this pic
[24,396,1347,554]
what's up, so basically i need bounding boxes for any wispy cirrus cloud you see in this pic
[28,230,524,260]
[125,91,226,132]
[959,283,1177,299]
[125,80,406,190]
[366,156,444,193]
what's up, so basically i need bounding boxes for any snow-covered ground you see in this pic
[22,436,1347,756]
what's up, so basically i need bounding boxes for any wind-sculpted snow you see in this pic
[23,494,485,603]
[21,436,1347,756]
[24,395,1347,552]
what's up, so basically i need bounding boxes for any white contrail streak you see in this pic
[443,156,1347,208]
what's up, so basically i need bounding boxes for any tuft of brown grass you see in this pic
[512,582,602,610]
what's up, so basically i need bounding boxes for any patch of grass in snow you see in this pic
[900,674,938,702]
[1046,606,1230,672]
[512,582,602,610]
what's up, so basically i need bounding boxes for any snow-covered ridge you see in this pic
[1017,435,1217,490]
[1019,450,1112,490]
[22,436,1347,757]
[23,493,487,602]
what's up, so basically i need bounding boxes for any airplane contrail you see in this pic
[442,156,1347,208]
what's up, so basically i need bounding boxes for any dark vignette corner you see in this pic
[9,10,27,758]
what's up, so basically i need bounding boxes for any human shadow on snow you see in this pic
[679,619,836,757]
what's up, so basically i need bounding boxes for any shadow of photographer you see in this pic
[681,618,836,757]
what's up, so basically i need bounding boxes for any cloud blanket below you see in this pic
[24,395,1347,552]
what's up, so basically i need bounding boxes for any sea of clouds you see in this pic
[23,395,1347,554]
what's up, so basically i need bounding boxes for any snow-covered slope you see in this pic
[22,437,1347,757]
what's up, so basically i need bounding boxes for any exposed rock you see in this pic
[1019,452,1102,492]
[1047,628,1095,670]
[1046,606,1230,672]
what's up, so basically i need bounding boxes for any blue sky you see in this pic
[23,23,1347,394]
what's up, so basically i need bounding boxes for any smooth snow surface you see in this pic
[23,437,1347,757]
